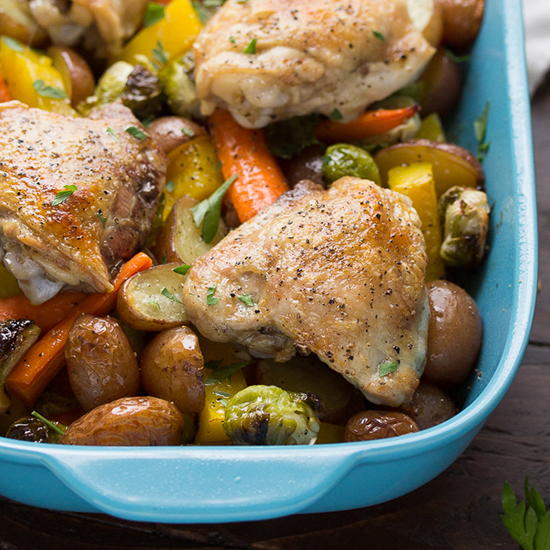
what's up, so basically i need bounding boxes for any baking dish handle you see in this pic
[43,448,356,522]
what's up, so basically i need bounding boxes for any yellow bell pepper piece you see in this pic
[0,264,20,299]
[0,37,73,115]
[388,163,445,280]
[117,0,202,66]
[164,135,224,218]
[416,113,446,142]
[195,368,247,445]
[316,422,345,444]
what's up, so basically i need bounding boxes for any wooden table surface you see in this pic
[0,80,548,550]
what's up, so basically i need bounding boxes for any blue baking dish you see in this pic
[0,0,537,523]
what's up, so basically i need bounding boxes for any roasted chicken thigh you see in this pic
[194,0,435,128]
[183,178,429,406]
[0,101,165,304]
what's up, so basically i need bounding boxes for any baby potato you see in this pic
[148,116,206,155]
[402,381,457,429]
[61,396,184,446]
[425,280,482,387]
[344,410,419,442]
[65,315,139,412]
[280,145,325,187]
[141,326,205,414]
[116,263,188,331]
[436,0,485,49]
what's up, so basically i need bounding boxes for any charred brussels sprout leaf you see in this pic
[322,144,381,185]
[439,186,490,268]
[224,385,320,445]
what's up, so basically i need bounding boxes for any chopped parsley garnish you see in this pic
[125,126,147,140]
[161,287,182,304]
[97,211,107,225]
[152,40,168,67]
[265,114,321,159]
[378,361,399,377]
[229,35,236,44]
[238,294,255,307]
[105,126,118,139]
[181,126,195,137]
[4,37,24,52]
[166,180,175,192]
[173,264,191,276]
[445,49,470,63]
[141,115,155,128]
[474,101,490,162]
[31,411,66,436]
[143,2,165,27]
[206,285,219,305]
[192,174,238,243]
[213,390,231,398]
[147,301,161,311]
[372,30,385,41]
[32,80,67,99]
[206,360,250,383]
[52,185,77,206]
[243,38,257,54]
[330,108,344,121]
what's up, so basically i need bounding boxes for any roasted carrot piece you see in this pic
[0,73,11,102]
[315,106,419,143]
[210,109,289,223]
[0,292,86,331]
[5,253,153,407]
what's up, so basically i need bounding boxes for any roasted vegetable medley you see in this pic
[0,0,488,446]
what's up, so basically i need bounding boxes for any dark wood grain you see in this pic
[0,71,548,550]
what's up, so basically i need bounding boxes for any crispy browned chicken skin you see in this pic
[0,101,165,303]
[183,178,429,406]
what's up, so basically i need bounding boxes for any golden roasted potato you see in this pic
[148,117,206,155]
[255,356,364,424]
[154,195,227,265]
[436,0,485,49]
[344,411,419,442]
[0,0,48,47]
[141,326,205,414]
[402,381,457,429]
[48,46,95,107]
[65,315,140,412]
[61,396,184,446]
[116,263,188,331]
[374,139,483,195]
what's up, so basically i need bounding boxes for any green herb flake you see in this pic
[4,37,24,52]
[330,108,343,121]
[237,294,255,307]
[161,287,182,304]
[445,49,470,63]
[125,126,147,140]
[229,35,236,44]
[152,40,169,67]
[474,101,490,162]
[51,185,77,206]
[213,390,231,398]
[206,285,219,306]
[192,174,238,243]
[97,211,107,226]
[141,115,155,128]
[173,264,191,276]
[143,2,165,27]
[105,126,118,139]
[31,411,66,436]
[204,0,224,6]
[378,361,399,377]
[166,180,175,192]
[243,38,257,54]
[181,126,195,137]
[372,30,385,41]
[32,80,67,99]
[147,301,161,311]
[207,361,250,382]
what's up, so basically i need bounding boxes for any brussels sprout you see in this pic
[6,412,65,444]
[159,53,199,118]
[79,62,163,119]
[224,385,320,445]
[0,320,41,413]
[322,144,381,185]
[439,186,490,268]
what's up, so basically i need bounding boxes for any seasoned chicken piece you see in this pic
[0,101,165,304]
[183,178,429,406]
[28,0,147,57]
[194,0,435,128]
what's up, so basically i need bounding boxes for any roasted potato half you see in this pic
[375,139,483,194]
[436,0,485,49]
[117,263,188,331]
[344,410,419,442]
[65,315,140,411]
[402,381,457,429]
[148,116,206,155]
[141,326,205,414]
[61,396,184,446]
[154,195,227,265]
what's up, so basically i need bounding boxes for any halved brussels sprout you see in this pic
[159,53,199,118]
[224,385,320,445]
[322,144,381,186]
